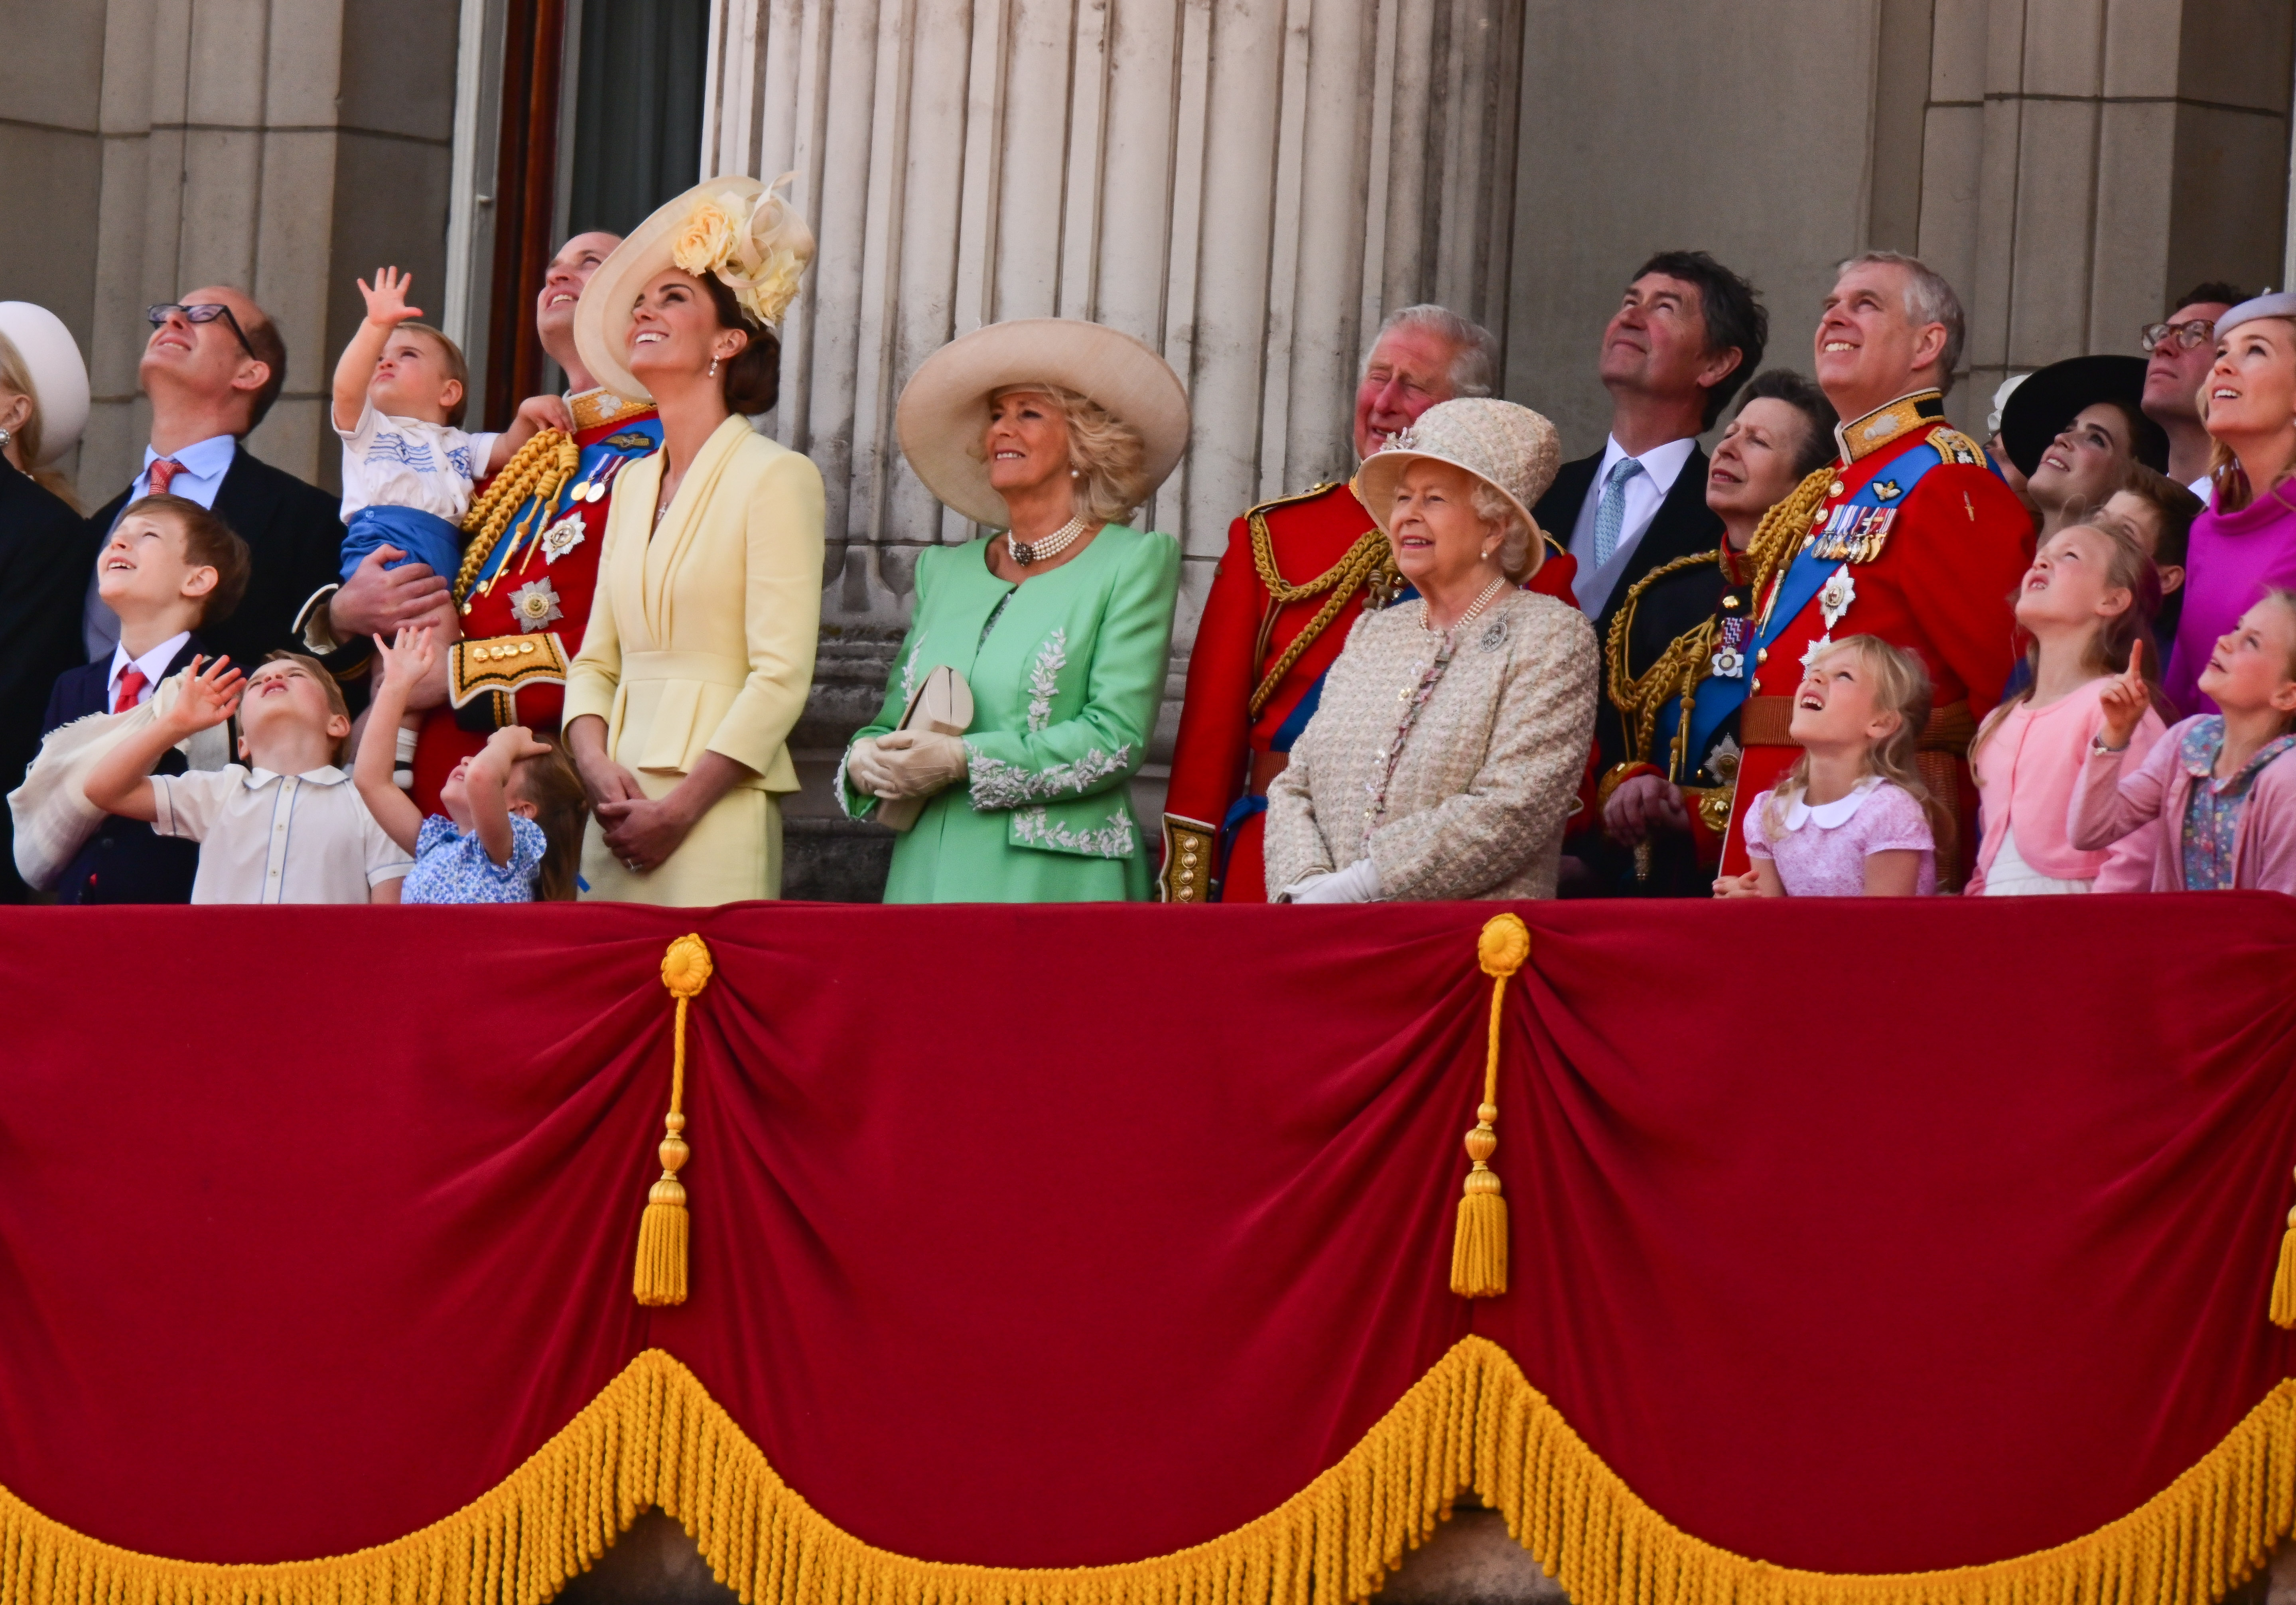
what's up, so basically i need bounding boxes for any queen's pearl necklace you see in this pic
[1421,573,1508,636]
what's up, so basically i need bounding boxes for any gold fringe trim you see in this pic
[0,1339,2290,1605]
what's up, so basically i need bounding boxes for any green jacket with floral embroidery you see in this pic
[839,525,1181,903]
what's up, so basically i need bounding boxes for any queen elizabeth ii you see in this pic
[1264,398,1598,902]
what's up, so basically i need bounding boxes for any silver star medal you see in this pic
[509,576,564,633]
[1818,566,1856,630]
[1800,632,1835,668]
[538,512,585,564]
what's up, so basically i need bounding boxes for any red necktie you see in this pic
[146,458,183,496]
[112,666,148,715]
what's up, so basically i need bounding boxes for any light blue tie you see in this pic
[1591,455,1644,570]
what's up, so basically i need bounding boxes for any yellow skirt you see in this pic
[578,776,783,906]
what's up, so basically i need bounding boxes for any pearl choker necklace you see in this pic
[1423,574,1508,635]
[1008,516,1088,566]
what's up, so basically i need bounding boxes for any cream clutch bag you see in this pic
[877,664,974,832]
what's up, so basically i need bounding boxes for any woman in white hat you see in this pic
[560,174,826,905]
[1264,398,1598,901]
[838,319,1187,901]
[0,303,97,903]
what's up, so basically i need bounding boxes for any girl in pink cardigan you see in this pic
[1967,516,2166,895]
[2072,590,2296,893]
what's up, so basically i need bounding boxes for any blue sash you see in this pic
[472,421,663,589]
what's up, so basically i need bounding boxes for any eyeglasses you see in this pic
[145,302,256,359]
[2140,318,2216,355]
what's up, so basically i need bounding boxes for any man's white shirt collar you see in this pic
[106,631,191,707]
[1594,433,1698,494]
[138,435,237,494]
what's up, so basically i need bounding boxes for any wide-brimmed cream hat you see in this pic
[0,303,91,464]
[1353,398,1561,579]
[895,319,1190,527]
[574,172,816,403]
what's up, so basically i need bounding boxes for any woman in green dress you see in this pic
[838,318,1189,901]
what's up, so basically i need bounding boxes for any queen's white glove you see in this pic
[1283,857,1382,904]
[871,729,969,800]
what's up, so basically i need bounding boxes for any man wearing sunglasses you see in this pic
[84,288,441,683]
[2140,282,2248,500]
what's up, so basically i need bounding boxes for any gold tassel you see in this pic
[2272,1169,2296,1328]
[635,934,714,1307]
[1452,914,1529,1299]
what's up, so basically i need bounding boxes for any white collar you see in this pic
[1595,433,1698,495]
[1780,775,1882,831]
[141,435,237,480]
[108,631,191,692]
[242,764,349,789]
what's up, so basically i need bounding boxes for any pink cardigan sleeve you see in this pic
[2089,708,2168,892]
[2069,729,2177,853]
[2237,759,2296,894]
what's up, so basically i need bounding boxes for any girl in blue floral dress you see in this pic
[354,626,589,901]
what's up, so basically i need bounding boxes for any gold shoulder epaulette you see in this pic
[1245,480,1344,520]
[1926,425,1987,466]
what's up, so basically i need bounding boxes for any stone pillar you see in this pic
[1912,0,2295,420]
[698,0,1525,891]
[0,0,460,507]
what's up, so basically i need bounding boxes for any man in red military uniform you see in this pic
[405,232,662,814]
[1719,252,2034,887]
[1159,306,1579,902]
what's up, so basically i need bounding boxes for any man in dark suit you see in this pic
[83,288,446,682]
[1531,250,1764,893]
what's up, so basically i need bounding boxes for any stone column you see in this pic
[697,0,1525,890]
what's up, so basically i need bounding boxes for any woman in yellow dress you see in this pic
[561,174,826,904]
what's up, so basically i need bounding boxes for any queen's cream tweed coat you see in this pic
[1263,589,1597,901]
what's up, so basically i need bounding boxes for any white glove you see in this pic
[846,737,899,799]
[1283,857,1382,904]
[871,729,969,800]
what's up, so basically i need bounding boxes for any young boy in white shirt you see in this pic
[330,266,572,779]
[82,652,413,903]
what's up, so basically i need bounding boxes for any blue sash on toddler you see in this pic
[340,504,463,581]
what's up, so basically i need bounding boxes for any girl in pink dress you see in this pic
[1716,635,1944,897]
[1967,515,2168,895]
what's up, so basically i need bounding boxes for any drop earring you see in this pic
[708,355,720,378]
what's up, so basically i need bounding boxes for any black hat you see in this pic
[1999,354,2168,478]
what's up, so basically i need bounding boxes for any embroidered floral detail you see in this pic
[897,642,922,710]
[833,742,872,820]
[1025,629,1068,733]
[1012,805,1136,859]
[966,742,1134,809]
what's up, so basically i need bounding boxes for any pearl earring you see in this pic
[708,355,719,378]
[1071,468,1081,479]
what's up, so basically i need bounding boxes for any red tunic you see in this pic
[1719,396,2035,883]
[1160,481,1577,902]
[410,390,659,815]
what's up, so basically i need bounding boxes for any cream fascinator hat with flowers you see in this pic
[1352,398,1561,580]
[574,172,816,403]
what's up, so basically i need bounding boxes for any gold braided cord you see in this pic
[1247,515,1393,717]
[1603,467,1833,781]
[0,1337,2288,1605]
[454,430,582,605]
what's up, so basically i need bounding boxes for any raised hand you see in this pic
[357,266,423,329]
[370,622,438,693]
[2096,637,2150,752]
[160,655,244,737]
[473,722,553,785]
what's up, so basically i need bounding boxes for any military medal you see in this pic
[538,513,585,564]
[509,576,564,632]
[1710,589,1748,678]
[1801,632,1835,668]
[1818,568,1856,630]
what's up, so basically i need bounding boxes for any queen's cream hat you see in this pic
[895,319,1190,528]
[1352,398,1561,579]
[0,303,91,465]
[574,173,815,404]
